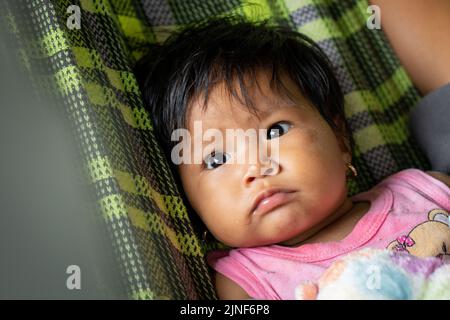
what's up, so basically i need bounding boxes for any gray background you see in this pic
[0,24,127,299]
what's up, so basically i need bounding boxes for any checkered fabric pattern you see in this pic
[2,0,429,300]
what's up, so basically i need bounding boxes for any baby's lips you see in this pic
[252,189,297,216]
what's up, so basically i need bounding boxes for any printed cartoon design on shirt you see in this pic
[387,209,450,261]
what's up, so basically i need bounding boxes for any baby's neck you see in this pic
[278,199,370,247]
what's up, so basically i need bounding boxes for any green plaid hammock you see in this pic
[2,0,429,299]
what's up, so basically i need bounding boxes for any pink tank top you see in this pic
[207,169,450,299]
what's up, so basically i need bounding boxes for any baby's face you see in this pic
[178,71,351,247]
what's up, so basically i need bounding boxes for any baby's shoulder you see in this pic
[367,168,450,209]
[378,168,450,189]
[352,168,450,207]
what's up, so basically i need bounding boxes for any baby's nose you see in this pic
[260,158,279,176]
[243,158,280,186]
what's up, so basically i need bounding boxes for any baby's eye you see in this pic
[204,151,231,170]
[267,121,292,140]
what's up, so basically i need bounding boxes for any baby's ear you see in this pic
[336,134,351,165]
[336,132,352,165]
[332,116,351,154]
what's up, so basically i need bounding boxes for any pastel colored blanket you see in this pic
[295,248,450,300]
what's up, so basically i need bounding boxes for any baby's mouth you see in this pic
[251,188,297,216]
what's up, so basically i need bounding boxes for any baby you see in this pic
[135,16,450,299]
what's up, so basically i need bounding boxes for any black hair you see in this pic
[135,15,351,158]
[134,15,350,237]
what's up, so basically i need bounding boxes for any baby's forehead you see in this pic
[186,72,302,131]
[188,92,291,131]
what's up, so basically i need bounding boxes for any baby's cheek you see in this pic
[200,179,236,210]
[304,128,319,144]
[281,129,323,162]
[298,126,336,153]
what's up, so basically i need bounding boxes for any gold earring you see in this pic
[347,162,358,177]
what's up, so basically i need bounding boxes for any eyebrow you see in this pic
[245,101,298,121]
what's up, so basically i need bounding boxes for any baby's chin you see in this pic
[218,205,322,247]
[244,223,312,247]
[254,208,335,246]
[257,204,311,230]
